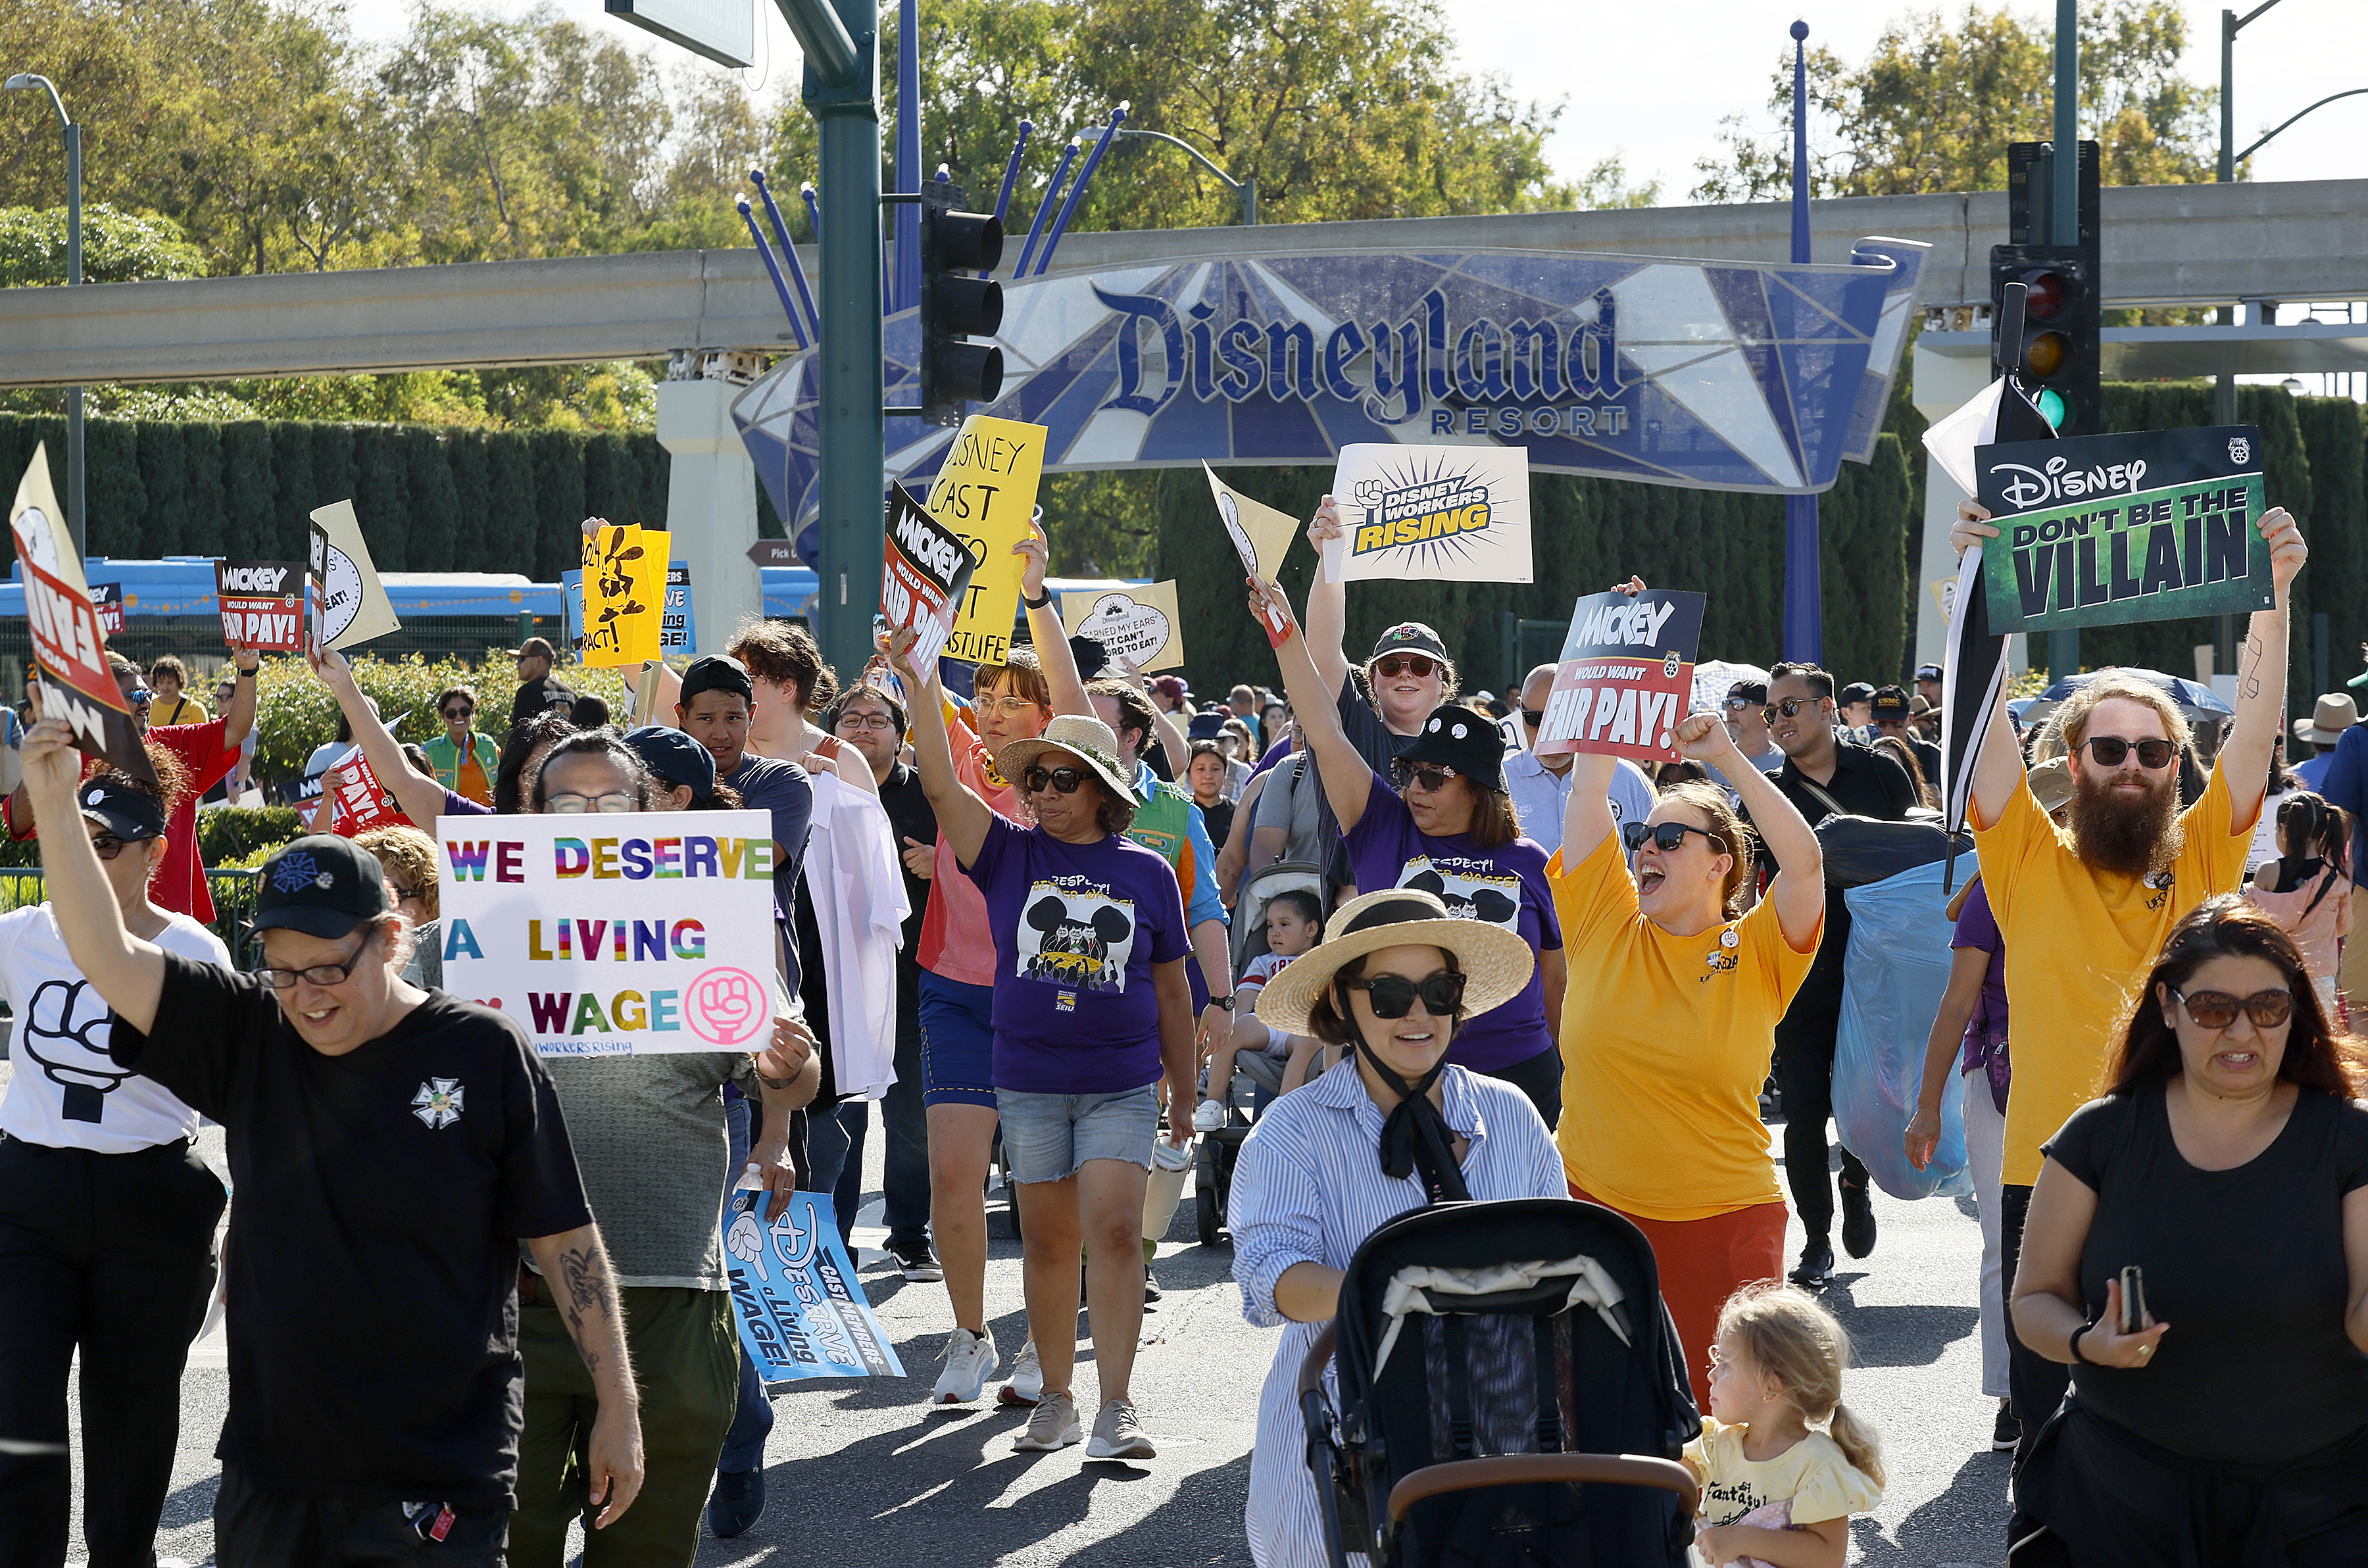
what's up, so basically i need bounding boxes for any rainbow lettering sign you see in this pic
[437,810,781,1058]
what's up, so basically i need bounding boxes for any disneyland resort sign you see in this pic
[735,239,1927,545]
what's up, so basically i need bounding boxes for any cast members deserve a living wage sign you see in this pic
[437,810,779,1057]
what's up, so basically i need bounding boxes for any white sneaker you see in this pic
[1013,1388,1082,1451]
[1191,1098,1225,1132]
[932,1326,997,1404]
[1086,1396,1156,1459]
[997,1337,1043,1406]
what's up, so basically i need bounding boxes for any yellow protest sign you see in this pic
[926,414,1046,665]
[1202,463,1298,581]
[582,524,670,666]
[1062,580,1185,674]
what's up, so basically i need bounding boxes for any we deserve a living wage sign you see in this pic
[437,811,778,1058]
[1533,589,1707,763]
[1327,444,1532,584]
[1977,426,2275,634]
[724,1191,904,1386]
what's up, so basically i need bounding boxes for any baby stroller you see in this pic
[1196,858,1327,1244]
[1300,1198,1700,1568]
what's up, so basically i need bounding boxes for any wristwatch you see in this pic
[1210,995,1235,1012]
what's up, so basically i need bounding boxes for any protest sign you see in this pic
[662,562,695,654]
[880,484,976,670]
[216,560,307,651]
[924,414,1045,664]
[307,501,401,650]
[437,810,779,1058]
[9,444,148,778]
[581,524,670,667]
[320,752,412,837]
[1062,581,1184,673]
[88,583,124,637]
[1327,445,1533,585]
[1977,426,2275,634]
[723,1190,905,1386]
[1533,589,1707,763]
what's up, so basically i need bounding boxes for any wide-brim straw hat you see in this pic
[1254,888,1535,1036]
[995,712,1137,802]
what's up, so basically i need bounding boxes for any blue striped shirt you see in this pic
[1230,1057,1567,1567]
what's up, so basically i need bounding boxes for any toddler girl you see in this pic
[2245,791,2352,1022]
[1683,1283,1885,1568]
[1193,890,1321,1129]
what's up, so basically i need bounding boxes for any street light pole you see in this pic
[2217,1,2287,425]
[1072,126,1256,228]
[6,73,83,558]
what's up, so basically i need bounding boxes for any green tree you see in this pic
[0,202,205,287]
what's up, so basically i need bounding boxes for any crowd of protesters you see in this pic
[1,487,2363,1568]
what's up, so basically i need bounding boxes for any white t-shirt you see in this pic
[0,905,232,1152]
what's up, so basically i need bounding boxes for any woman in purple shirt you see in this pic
[1252,580,1566,1127]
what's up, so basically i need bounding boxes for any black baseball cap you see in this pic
[513,636,556,662]
[625,725,717,798]
[77,779,166,842]
[254,835,390,939]
[1915,663,1944,682]
[1368,622,1451,668]
[1187,712,1230,739]
[679,654,755,707]
[1393,703,1507,792]
[1839,682,1877,706]
[1725,679,1769,707]
[1870,685,1913,720]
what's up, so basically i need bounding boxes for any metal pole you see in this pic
[2217,8,2239,426]
[64,116,82,558]
[1241,174,1257,227]
[2053,0,2079,249]
[891,0,918,317]
[1781,20,1820,665]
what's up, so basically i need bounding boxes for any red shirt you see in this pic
[5,718,242,924]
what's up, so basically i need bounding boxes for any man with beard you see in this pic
[1749,663,1919,1285]
[1950,497,2306,1475]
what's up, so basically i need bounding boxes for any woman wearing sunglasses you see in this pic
[1552,585,1826,1408]
[1250,578,1566,1129]
[2010,896,2368,1565]
[424,685,501,806]
[889,629,1195,1461]
[1227,887,1562,1567]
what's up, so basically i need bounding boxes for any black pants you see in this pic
[2000,1182,2069,1473]
[214,1465,508,1567]
[1775,1004,1869,1239]
[833,996,932,1248]
[0,1134,224,1568]
[1483,1046,1564,1132]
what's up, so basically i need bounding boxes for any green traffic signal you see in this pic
[2036,387,2067,430]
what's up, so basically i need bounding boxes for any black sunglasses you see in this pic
[2171,986,2293,1030]
[2081,735,2176,770]
[89,833,132,862]
[442,705,474,720]
[1022,766,1089,796]
[1342,969,1467,1019]
[1391,757,1462,794]
[1622,820,1722,854]
[1520,708,1546,728]
[1760,695,1820,725]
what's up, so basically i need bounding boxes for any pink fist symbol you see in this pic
[687,968,767,1047]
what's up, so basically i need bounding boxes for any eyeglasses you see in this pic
[1372,655,1438,680]
[441,706,474,720]
[2080,736,2176,770]
[1022,766,1089,796]
[979,695,1045,716]
[1760,696,1819,725]
[258,933,375,991]
[546,791,637,814]
[1391,758,1461,794]
[88,833,131,861]
[1622,820,1722,854]
[836,713,899,733]
[1520,708,1546,729]
[2171,987,2293,1030]
[1341,970,1467,1019]
[389,884,427,904]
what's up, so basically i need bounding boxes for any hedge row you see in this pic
[0,413,793,579]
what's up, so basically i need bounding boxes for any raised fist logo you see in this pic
[1352,479,1387,508]
[686,967,768,1047]
[726,1211,770,1279]
[22,977,126,1125]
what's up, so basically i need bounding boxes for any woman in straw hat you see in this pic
[1550,579,1827,1409]
[1226,888,1565,1567]
[887,629,1196,1463]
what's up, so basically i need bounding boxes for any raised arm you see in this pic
[1250,577,1372,833]
[2216,504,2307,829]
[522,1223,645,1529]
[1700,716,1823,950]
[885,629,995,868]
[1016,518,1093,720]
[1562,752,1619,868]
[1216,768,1267,903]
[221,645,260,745]
[18,720,166,1033]
[1300,495,1351,697]
[310,647,451,827]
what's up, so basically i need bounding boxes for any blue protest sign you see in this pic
[722,1190,904,1385]
[662,562,695,655]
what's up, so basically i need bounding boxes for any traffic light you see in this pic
[920,183,1005,427]
[1988,243,2098,436]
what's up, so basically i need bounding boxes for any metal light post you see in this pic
[1070,126,1256,230]
[5,73,83,557]
[1780,20,1820,665]
[2049,1,2081,681]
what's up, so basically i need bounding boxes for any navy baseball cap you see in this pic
[1187,712,1230,740]
[77,779,166,842]
[254,836,389,939]
[625,725,717,798]
[1915,664,1944,682]
[1840,682,1877,705]
[678,654,755,706]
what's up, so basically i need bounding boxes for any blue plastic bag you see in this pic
[1833,860,1971,1200]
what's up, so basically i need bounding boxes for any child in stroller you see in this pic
[1195,887,1325,1131]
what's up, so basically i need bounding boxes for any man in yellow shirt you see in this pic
[1950,497,2306,1474]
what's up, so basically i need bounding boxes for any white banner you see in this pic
[437,811,779,1058]
[1325,443,1533,585]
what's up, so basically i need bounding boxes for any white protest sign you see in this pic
[1326,444,1532,584]
[1062,581,1185,673]
[437,810,779,1058]
[307,500,402,650]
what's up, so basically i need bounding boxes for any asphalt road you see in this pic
[5,1051,2012,1567]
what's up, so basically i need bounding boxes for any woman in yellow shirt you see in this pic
[1553,622,1825,1408]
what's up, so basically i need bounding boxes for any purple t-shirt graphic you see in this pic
[966,812,1191,1094]
[1342,773,1560,1071]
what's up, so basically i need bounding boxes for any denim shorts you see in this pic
[995,1084,1159,1183]
[918,972,997,1110]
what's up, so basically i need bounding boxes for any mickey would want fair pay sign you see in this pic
[437,811,779,1057]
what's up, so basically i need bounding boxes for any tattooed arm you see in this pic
[524,1223,645,1528]
[2219,504,2308,833]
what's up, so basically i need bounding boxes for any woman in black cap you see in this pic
[1252,577,1566,1127]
